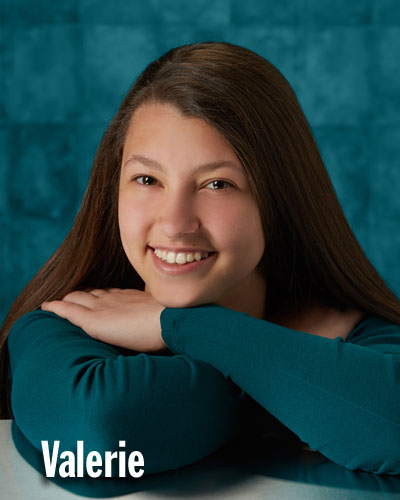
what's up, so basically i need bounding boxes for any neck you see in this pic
[216,270,267,320]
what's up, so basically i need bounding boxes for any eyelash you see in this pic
[131,175,234,191]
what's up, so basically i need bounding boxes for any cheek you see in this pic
[210,200,264,257]
[118,193,152,252]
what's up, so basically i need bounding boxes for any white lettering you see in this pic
[59,451,76,478]
[86,451,102,478]
[41,440,59,478]
[128,451,144,478]
[77,440,84,477]
[104,451,118,477]
[41,441,144,478]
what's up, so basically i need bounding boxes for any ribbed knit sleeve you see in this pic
[161,304,400,475]
[8,310,243,476]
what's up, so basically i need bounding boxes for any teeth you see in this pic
[153,249,209,265]
[166,252,175,264]
[175,253,187,264]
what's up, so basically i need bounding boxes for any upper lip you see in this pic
[149,245,215,253]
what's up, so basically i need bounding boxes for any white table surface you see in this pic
[2,419,400,500]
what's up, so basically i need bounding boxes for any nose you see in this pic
[156,189,201,239]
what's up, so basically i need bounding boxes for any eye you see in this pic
[133,175,159,186]
[205,180,233,190]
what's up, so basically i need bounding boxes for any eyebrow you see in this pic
[123,154,243,175]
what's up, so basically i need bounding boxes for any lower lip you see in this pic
[148,247,217,275]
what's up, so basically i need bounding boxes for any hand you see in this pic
[41,288,166,352]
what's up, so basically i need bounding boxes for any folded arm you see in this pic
[8,310,243,475]
[160,305,400,475]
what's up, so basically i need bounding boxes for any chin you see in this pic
[152,289,211,309]
[157,297,200,309]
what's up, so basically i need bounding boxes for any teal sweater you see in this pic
[7,306,400,475]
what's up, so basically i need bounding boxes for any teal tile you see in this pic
[78,0,160,24]
[300,28,371,126]
[0,126,12,214]
[0,215,70,312]
[7,125,79,220]
[1,0,78,24]
[373,28,400,125]
[82,26,161,121]
[156,0,230,26]
[74,122,108,196]
[0,26,7,122]
[3,26,81,123]
[231,0,304,26]
[0,2,6,24]
[374,0,400,25]
[305,0,373,26]
[313,126,371,228]
[369,126,400,220]
[158,26,228,54]
[368,218,400,297]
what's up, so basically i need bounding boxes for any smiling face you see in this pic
[118,101,266,317]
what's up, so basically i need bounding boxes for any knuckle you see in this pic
[62,290,81,299]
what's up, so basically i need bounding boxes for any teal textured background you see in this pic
[1,0,399,323]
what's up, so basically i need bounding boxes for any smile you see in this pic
[153,248,209,265]
[148,247,217,275]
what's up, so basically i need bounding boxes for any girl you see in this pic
[2,41,400,476]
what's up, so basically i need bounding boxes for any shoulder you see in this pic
[11,308,66,328]
[7,309,86,351]
[347,314,400,354]
[348,313,400,338]
[10,308,78,335]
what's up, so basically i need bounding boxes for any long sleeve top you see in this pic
[7,306,400,476]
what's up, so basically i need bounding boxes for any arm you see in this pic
[8,310,244,475]
[160,305,400,475]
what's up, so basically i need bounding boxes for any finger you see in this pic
[85,288,122,296]
[87,289,109,298]
[41,300,91,329]
[61,290,99,308]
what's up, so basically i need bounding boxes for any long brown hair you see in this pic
[1,41,399,418]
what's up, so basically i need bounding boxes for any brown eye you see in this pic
[206,180,232,190]
[134,175,158,186]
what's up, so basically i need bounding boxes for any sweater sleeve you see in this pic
[160,304,400,475]
[7,309,244,476]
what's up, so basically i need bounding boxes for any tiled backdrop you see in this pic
[1,0,399,323]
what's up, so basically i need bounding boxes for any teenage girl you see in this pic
[2,41,400,475]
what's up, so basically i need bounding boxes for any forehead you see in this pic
[123,102,240,162]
